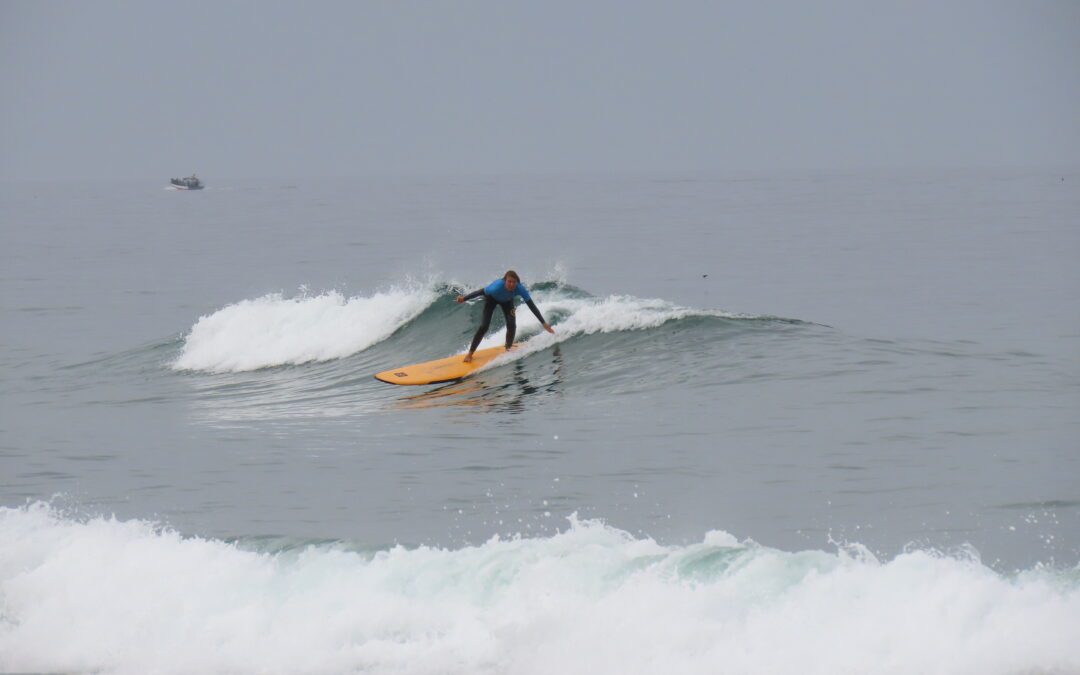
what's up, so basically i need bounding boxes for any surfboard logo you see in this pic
[394,372,408,377]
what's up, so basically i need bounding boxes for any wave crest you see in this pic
[171,279,797,376]
[2,503,1077,674]
[173,286,438,373]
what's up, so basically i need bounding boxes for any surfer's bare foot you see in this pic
[463,353,473,363]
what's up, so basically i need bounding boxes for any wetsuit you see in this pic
[461,279,547,352]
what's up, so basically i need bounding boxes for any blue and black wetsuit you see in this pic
[461,279,547,352]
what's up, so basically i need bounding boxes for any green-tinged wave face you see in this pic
[2,502,1077,675]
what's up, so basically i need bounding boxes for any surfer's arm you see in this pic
[457,289,485,303]
[525,300,555,333]
[524,299,545,323]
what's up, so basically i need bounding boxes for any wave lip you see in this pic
[2,503,1078,675]
[170,281,772,377]
[173,287,437,373]
[473,291,769,367]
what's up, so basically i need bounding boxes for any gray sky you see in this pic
[2,0,1078,179]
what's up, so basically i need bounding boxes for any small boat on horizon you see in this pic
[169,174,204,190]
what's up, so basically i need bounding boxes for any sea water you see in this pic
[1,169,1078,673]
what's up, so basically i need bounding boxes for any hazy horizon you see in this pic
[2,1,1078,180]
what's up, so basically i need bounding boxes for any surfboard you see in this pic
[374,345,517,385]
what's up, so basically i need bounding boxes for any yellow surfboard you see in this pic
[374,345,517,385]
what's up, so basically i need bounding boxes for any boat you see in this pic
[169,174,204,190]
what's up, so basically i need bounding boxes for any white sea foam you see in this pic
[174,286,438,373]
[2,503,1077,675]
[474,291,749,368]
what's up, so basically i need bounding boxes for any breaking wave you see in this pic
[174,286,439,373]
[172,279,787,375]
[1,503,1077,675]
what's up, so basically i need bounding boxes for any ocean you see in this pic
[2,169,1078,673]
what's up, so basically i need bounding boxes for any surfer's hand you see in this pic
[543,322,555,334]
[456,295,465,303]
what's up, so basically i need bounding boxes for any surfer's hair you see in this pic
[504,270,520,283]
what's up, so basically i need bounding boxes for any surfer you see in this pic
[456,270,554,362]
